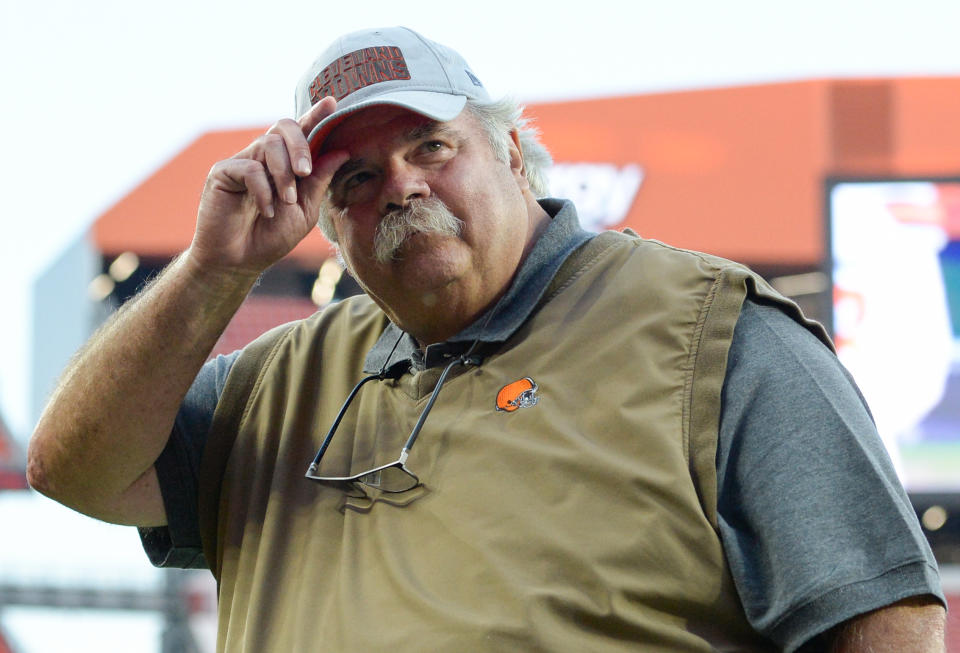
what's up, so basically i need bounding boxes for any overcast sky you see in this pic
[4,0,960,650]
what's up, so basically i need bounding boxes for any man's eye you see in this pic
[422,140,444,153]
[343,171,373,191]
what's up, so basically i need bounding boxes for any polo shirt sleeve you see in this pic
[716,298,945,652]
[138,351,240,569]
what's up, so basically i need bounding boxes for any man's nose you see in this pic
[379,159,430,214]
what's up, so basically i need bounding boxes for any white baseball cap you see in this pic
[295,26,491,156]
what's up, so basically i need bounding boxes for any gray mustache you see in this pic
[373,198,464,263]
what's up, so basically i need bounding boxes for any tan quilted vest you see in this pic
[199,231,830,651]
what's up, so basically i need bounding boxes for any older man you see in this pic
[29,26,945,652]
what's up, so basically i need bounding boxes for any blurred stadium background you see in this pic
[5,0,960,648]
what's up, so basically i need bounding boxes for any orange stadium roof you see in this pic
[94,77,960,267]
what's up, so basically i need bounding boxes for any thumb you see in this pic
[301,148,350,215]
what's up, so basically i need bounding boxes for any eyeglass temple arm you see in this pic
[307,372,384,474]
[401,354,482,453]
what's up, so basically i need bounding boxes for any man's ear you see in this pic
[507,129,529,190]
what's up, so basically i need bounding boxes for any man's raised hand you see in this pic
[189,97,348,278]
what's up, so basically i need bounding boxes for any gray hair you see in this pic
[465,97,553,199]
[316,98,552,244]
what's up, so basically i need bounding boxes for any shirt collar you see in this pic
[363,199,595,373]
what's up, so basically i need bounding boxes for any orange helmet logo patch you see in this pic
[496,378,540,412]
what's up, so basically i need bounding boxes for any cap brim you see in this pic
[307,91,468,157]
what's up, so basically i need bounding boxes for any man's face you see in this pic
[321,105,536,344]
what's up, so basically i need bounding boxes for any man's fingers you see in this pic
[227,98,337,206]
[215,159,276,218]
[299,97,338,138]
[263,118,311,180]
[212,147,346,224]
[301,149,350,213]
[297,97,339,172]
[261,98,339,180]
[261,133,299,205]
[208,99,344,228]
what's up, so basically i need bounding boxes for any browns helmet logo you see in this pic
[496,378,540,412]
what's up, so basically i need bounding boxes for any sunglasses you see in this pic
[305,349,482,495]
